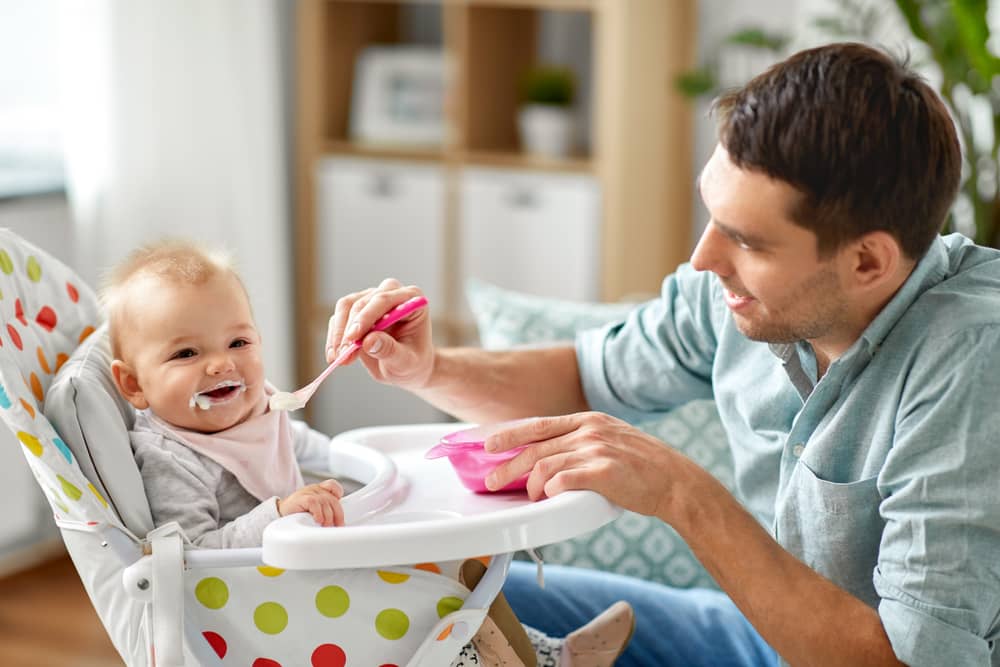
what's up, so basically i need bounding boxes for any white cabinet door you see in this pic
[458,168,601,320]
[316,157,446,316]
[313,157,448,435]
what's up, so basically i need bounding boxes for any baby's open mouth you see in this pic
[190,380,246,410]
[203,385,239,399]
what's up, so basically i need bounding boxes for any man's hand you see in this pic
[483,412,693,520]
[277,479,345,526]
[325,279,434,391]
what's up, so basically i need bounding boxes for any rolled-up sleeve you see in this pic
[876,326,1000,665]
[577,263,719,422]
[877,596,993,666]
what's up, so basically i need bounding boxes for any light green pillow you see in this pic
[466,279,731,590]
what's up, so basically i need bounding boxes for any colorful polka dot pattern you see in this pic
[187,564,472,666]
[0,231,109,529]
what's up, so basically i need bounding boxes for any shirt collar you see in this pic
[855,235,949,354]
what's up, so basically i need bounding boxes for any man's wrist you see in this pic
[659,456,728,536]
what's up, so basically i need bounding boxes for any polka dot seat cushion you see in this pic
[184,563,477,666]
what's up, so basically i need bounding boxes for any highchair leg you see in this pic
[460,558,537,667]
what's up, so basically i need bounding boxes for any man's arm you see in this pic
[325,281,589,422]
[485,413,905,667]
[669,459,905,667]
[413,345,588,423]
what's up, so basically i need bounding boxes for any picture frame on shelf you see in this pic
[350,46,448,147]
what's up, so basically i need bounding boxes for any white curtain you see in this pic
[58,0,294,389]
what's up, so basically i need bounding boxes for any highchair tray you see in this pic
[262,423,622,569]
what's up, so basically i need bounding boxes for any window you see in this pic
[0,0,65,199]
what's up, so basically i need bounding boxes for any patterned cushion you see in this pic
[0,229,113,526]
[465,279,731,590]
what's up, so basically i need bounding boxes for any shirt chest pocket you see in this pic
[776,461,885,607]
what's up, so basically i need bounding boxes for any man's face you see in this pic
[117,272,266,433]
[691,145,850,345]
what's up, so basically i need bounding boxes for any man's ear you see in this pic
[846,231,902,290]
[111,359,149,410]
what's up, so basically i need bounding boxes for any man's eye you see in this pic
[230,339,248,349]
[172,349,196,359]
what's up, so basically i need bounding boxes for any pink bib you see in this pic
[145,385,303,501]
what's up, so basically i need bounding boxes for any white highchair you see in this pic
[0,228,620,666]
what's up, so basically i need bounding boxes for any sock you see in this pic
[560,601,635,667]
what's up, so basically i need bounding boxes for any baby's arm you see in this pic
[133,431,279,548]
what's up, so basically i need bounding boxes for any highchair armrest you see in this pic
[122,524,269,667]
[464,551,512,610]
[405,552,514,667]
[122,547,266,602]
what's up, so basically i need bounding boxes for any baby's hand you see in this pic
[277,479,345,527]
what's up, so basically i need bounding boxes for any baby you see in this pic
[103,239,634,667]
[104,239,343,548]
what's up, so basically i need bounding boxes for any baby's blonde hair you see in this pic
[100,239,240,359]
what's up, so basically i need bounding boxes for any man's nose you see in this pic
[690,223,731,276]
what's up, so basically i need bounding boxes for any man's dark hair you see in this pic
[713,42,962,260]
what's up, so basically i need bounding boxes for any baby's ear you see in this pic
[111,359,149,410]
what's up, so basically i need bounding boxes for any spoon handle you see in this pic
[298,296,429,399]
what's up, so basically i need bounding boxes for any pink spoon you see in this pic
[269,296,428,412]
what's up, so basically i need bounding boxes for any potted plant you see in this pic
[518,65,576,159]
[676,1,1000,249]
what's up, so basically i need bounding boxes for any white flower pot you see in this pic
[518,104,574,159]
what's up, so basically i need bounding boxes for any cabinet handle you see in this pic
[506,188,539,209]
[368,172,397,198]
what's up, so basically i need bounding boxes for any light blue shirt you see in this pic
[577,233,1000,666]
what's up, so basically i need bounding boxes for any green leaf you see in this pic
[520,66,575,106]
[724,28,788,52]
[811,16,853,37]
[675,69,718,98]
[949,0,1000,94]
[893,0,931,44]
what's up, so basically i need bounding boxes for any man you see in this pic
[327,43,1000,666]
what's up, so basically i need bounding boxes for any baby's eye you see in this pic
[230,338,249,349]
[172,348,196,360]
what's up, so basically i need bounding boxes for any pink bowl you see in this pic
[425,422,531,493]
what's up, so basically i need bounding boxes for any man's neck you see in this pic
[810,259,918,379]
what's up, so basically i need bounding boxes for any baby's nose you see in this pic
[207,353,235,374]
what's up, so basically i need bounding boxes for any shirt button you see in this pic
[792,443,805,457]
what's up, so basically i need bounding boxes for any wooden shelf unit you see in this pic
[294,0,696,389]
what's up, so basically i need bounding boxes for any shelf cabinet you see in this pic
[316,157,447,315]
[294,0,696,431]
[458,167,601,319]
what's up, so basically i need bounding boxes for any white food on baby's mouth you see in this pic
[189,380,246,410]
[269,391,306,412]
[189,394,213,410]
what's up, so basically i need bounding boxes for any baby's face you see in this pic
[119,272,266,433]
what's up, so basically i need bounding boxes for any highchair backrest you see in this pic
[0,229,154,664]
[0,228,116,528]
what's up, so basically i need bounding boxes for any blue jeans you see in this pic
[502,561,779,667]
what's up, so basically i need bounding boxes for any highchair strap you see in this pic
[149,522,185,667]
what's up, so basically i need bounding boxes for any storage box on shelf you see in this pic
[294,0,695,433]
